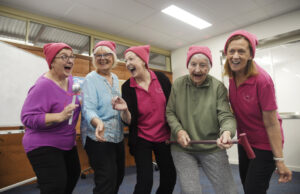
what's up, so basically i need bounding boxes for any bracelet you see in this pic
[273,157,284,161]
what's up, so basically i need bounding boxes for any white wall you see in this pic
[171,9,300,171]
[171,9,300,82]
[0,42,48,127]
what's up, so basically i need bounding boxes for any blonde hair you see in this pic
[92,46,118,68]
[223,35,258,78]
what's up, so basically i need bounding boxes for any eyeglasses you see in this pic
[94,53,113,59]
[55,55,76,62]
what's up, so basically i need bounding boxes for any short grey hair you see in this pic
[92,45,118,68]
[188,53,211,69]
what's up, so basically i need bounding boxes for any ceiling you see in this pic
[1,0,300,51]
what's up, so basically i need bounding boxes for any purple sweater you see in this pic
[21,75,81,153]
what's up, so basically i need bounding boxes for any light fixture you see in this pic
[161,5,212,30]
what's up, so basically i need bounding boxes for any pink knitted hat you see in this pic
[93,41,116,53]
[124,45,150,68]
[43,43,72,69]
[186,46,212,68]
[224,30,258,57]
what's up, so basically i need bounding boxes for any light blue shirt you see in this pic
[80,71,124,145]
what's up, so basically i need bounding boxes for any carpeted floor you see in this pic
[2,165,300,194]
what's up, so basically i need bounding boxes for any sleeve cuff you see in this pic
[220,128,236,138]
[35,113,47,129]
[86,112,98,126]
[172,126,183,138]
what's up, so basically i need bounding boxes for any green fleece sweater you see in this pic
[166,74,236,153]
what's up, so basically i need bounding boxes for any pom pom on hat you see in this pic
[43,43,72,69]
[124,45,150,68]
[224,30,258,57]
[186,46,212,68]
[93,41,116,53]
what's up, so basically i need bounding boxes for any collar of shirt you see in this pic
[129,70,157,88]
[92,71,119,89]
[229,75,256,88]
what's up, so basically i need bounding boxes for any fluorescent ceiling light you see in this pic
[162,5,212,30]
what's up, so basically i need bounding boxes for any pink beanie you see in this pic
[43,43,72,69]
[93,41,116,53]
[224,30,258,57]
[186,46,212,68]
[124,45,150,68]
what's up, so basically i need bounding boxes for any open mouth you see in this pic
[193,73,203,78]
[98,59,110,65]
[231,60,240,65]
[128,66,136,74]
[64,66,72,70]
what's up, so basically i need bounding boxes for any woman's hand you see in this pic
[177,130,191,148]
[92,118,106,142]
[217,131,233,149]
[112,96,131,124]
[112,96,128,111]
[59,103,79,122]
[45,103,78,126]
[276,161,292,183]
[262,110,292,182]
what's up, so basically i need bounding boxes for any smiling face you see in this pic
[93,47,114,75]
[226,38,252,76]
[188,54,211,86]
[51,48,74,78]
[125,51,147,78]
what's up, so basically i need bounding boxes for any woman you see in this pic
[122,45,176,194]
[80,41,130,194]
[223,29,292,193]
[21,42,81,194]
[166,46,238,194]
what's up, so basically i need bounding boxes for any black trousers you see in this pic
[133,137,176,194]
[238,144,276,194]
[84,136,125,194]
[27,146,81,194]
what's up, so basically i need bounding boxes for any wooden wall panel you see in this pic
[0,132,35,188]
[112,64,126,80]
[76,136,91,174]
[73,72,88,77]
[0,41,172,189]
[73,58,90,75]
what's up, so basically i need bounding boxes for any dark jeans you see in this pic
[84,136,125,194]
[238,144,276,194]
[133,137,176,194]
[27,146,81,194]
